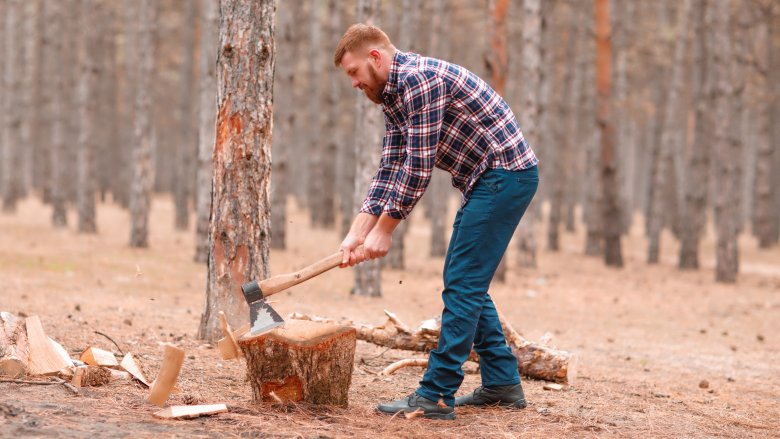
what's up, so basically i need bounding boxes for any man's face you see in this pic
[340,49,386,104]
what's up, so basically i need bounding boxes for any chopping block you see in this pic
[238,319,356,407]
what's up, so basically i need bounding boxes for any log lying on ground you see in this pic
[290,311,577,384]
[238,319,356,407]
[0,312,29,378]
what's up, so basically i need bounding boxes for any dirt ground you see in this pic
[1,195,778,438]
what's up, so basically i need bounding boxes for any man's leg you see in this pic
[416,167,538,406]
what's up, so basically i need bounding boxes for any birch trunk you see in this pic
[194,0,219,263]
[198,0,276,340]
[129,0,157,247]
[352,0,383,297]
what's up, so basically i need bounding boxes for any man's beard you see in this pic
[362,64,385,104]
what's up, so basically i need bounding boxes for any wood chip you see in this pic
[152,404,228,420]
[543,383,564,391]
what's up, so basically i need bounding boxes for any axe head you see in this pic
[241,280,284,336]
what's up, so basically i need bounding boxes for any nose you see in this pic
[351,79,360,89]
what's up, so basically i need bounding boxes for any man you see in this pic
[335,24,538,420]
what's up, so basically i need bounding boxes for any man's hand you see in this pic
[339,233,366,267]
[363,228,392,260]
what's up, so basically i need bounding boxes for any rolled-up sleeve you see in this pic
[359,117,406,216]
[383,73,447,219]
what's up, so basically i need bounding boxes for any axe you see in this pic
[241,247,359,336]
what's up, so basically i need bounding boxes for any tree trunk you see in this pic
[647,0,692,264]
[709,0,739,283]
[47,0,67,227]
[239,320,356,407]
[96,4,119,204]
[117,0,137,209]
[306,1,329,228]
[270,1,297,250]
[771,8,780,246]
[174,0,198,231]
[679,0,710,269]
[129,0,157,248]
[2,0,23,213]
[352,0,383,298]
[320,0,340,230]
[595,0,623,267]
[29,0,47,200]
[754,9,777,248]
[76,0,101,234]
[198,0,276,340]
[516,0,543,268]
[194,0,219,263]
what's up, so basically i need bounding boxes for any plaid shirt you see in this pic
[361,51,538,220]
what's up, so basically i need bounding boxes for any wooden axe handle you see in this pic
[259,247,357,297]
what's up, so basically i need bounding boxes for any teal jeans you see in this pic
[417,166,538,406]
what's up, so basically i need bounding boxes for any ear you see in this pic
[368,48,382,67]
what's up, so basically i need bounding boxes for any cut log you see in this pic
[147,344,185,407]
[120,353,151,387]
[0,312,29,378]
[291,312,577,384]
[238,319,356,407]
[25,316,72,375]
[153,404,228,419]
[49,338,73,368]
[80,346,119,367]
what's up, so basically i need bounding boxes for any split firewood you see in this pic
[0,312,30,378]
[291,311,577,384]
[147,343,185,407]
[153,404,228,420]
[80,346,119,367]
[120,353,150,387]
[49,338,73,367]
[543,383,565,391]
[383,310,412,334]
[25,316,72,375]
[217,311,245,360]
[71,365,112,387]
[379,359,428,376]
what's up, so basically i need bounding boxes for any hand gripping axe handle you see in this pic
[241,248,358,336]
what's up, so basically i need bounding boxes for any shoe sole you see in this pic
[456,400,527,409]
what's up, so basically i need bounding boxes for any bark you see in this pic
[753,8,777,248]
[352,0,383,297]
[647,0,693,264]
[306,0,330,228]
[0,312,29,378]
[117,0,137,208]
[771,7,780,245]
[129,0,157,248]
[48,1,67,227]
[76,0,101,234]
[194,0,219,263]
[198,0,276,340]
[239,320,356,407]
[679,0,710,269]
[516,0,543,268]
[30,0,47,199]
[595,0,623,267]
[2,0,23,213]
[291,312,576,385]
[96,4,119,203]
[712,0,743,283]
[270,1,296,250]
[174,0,198,231]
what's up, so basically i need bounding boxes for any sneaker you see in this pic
[455,383,527,408]
[376,392,456,420]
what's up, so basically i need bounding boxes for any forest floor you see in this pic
[1,195,779,438]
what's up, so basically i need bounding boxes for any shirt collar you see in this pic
[382,50,411,99]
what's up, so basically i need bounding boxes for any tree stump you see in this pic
[238,320,356,407]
